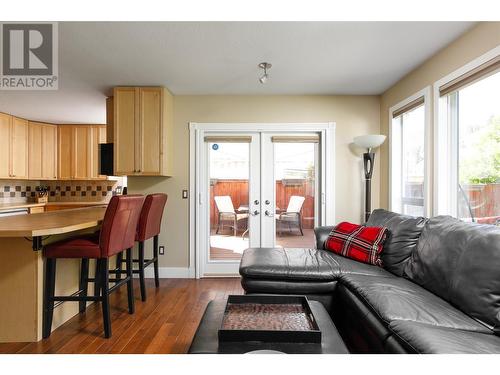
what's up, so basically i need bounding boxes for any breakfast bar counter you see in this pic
[0,207,107,342]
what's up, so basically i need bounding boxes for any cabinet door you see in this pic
[42,125,57,180]
[11,117,29,179]
[58,126,72,180]
[0,113,11,178]
[138,88,161,175]
[90,125,106,179]
[114,87,137,175]
[28,122,43,179]
[73,126,91,179]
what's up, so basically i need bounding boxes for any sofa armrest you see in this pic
[314,226,334,249]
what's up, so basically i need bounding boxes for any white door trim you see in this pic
[189,122,336,279]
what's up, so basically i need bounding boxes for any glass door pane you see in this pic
[209,142,250,261]
[274,141,317,248]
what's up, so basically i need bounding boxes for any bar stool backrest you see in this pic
[99,195,145,257]
[136,193,168,242]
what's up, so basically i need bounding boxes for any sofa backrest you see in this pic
[366,209,427,276]
[404,216,500,329]
[314,226,334,249]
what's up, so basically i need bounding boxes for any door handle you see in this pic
[265,210,274,217]
[251,210,260,216]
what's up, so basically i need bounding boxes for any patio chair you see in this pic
[276,195,306,236]
[214,196,249,236]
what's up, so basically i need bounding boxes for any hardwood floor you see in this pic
[0,278,243,354]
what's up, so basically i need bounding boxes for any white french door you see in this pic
[191,123,335,278]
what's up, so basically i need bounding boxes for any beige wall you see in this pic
[379,22,500,209]
[129,95,380,268]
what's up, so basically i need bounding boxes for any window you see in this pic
[439,63,500,225]
[390,91,429,217]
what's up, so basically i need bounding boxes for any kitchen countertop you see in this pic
[0,206,107,237]
[0,201,108,211]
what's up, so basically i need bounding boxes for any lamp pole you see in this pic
[363,149,375,222]
[353,134,386,223]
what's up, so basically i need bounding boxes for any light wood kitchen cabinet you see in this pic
[28,122,57,180]
[90,125,107,179]
[113,86,173,176]
[73,126,91,179]
[58,125,106,180]
[11,117,29,179]
[57,125,72,180]
[0,113,10,178]
[0,113,28,179]
[29,206,45,214]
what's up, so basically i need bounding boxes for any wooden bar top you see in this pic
[0,201,108,211]
[0,206,107,237]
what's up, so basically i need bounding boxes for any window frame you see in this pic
[389,86,432,217]
[433,45,500,217]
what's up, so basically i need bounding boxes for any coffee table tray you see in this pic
[218,295,321,343]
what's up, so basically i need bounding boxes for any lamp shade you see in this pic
[353,134,386,149]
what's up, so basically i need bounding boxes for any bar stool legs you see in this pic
[115,253,123,282]
[126,248,135,314]
[153,235,160,288]
[43,258,57,339]
[79,259,89,313]
[99,258,111,338]
[43,250,135,339]
[138,242,146,301]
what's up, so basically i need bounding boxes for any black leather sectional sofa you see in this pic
[239,209,500,353]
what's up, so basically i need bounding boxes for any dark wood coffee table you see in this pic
[188,297,349,354]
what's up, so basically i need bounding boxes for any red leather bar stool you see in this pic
[115,193,167,301]
[42,195,145,339]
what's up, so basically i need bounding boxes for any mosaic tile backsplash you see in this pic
[0,179,125,204]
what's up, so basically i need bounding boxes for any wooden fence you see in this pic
[210,179,315,229]
[461,183,500,224]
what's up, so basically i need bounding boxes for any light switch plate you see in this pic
[182,190,188,199]
[159,246,165,255]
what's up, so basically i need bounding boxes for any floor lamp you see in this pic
[353,135,386,222]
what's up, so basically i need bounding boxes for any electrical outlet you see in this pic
[159,246,165,255]
[182,190,188,199]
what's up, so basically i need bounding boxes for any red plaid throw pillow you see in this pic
[324,222,387,266]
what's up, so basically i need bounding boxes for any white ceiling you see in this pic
[0,21,475,124]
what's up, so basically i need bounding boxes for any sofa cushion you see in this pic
[340,273,490,332]
[327,251,392,277]
[389,320,500,354]
[241,278,338,295]
[239,247,341,281]
[366,209,427,276]
[239,247,392,284]
[324,222,387,266]
[404,216,500,329]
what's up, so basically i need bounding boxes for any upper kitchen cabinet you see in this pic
[0,113,28,179]
[28,122,57,180]
[113,87,173,176]
[90,125,107,179]
[58,124,106,180]
[0,113,10,178]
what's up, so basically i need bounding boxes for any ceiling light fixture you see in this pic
[258,62,272,84]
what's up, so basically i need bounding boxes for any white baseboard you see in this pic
[142,267,192,278]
